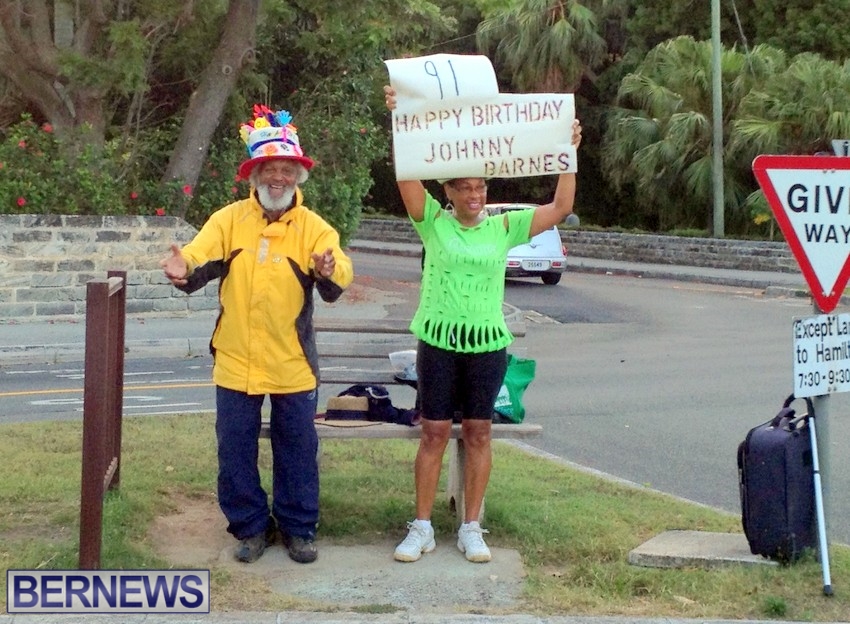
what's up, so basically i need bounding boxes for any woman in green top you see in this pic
[384,85,582,563]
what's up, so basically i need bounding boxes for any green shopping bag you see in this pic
[493,354,536,423]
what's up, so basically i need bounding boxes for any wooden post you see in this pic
[79,271,126,569]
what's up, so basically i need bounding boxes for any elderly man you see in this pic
[161,106,353,564]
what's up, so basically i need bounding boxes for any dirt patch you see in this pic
[149,497,528,614]
[149,494,229,568]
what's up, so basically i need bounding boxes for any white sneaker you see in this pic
[457,521,491,562]
[394,521,436,562]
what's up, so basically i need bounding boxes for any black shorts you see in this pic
[416,340,508,421]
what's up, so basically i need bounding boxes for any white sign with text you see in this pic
[384,54,577,181]
[793,313,850,397]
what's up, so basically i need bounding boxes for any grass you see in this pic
[1,413,849,620]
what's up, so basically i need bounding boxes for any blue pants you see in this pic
[215,386,319,541]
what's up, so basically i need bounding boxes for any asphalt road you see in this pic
[1,251,848,546]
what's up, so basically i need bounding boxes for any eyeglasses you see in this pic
[451,183,487,195]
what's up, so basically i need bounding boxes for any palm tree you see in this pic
[601,36,785,232]
[476,0,608,93]
[731,53,850,160]
[730,52,850,237]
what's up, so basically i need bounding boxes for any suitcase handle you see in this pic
[771,407,795,428]
[774,394,815,422]
[783,393,816,421]
[770,410,808,432]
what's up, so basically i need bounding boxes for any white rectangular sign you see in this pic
[384,54,576,181]
[793,313,850,397]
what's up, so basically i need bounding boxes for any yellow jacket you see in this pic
[178,188,354,394]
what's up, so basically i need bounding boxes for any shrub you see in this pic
[0,109,385,243]
[0,116,131,215]
[298,115,386,245]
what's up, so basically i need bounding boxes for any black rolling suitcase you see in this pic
[737,394,816,563]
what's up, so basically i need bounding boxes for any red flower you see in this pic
[231,186,238,194]
[234,174,243,182]
[18,140,26,148]
[182,184,193,196]
[130,191,139,200]
[42,123,53,133]
[210,170,218,178]
[155,208,166,216]
[359,127,367,134]
[17,197,26,206]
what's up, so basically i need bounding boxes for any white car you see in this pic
[487,203,568,285]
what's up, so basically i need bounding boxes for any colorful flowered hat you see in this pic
[238,105,314,179]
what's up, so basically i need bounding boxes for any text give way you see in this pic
[753,155,850,313]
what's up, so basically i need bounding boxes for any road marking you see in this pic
[0,382,214,398]
[123,403,203,410]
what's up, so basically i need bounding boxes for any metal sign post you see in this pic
[792,309,836,544]
[754,153,850,593]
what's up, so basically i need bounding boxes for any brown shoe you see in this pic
[235,519,276,563]
[281,532,318,563]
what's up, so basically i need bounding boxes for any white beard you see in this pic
[256,184,296,212]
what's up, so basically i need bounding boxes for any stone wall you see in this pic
[354,217,798,273]
[0,214,219,319]
[1,214,797,320]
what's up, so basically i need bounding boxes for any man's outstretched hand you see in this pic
[160,243,188,286]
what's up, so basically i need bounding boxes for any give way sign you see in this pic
[753,154,850,313]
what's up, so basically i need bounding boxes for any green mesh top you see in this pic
[410,193,535,353]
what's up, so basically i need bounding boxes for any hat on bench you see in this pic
[324,395,369,420]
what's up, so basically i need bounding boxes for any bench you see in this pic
[260,317,541,523]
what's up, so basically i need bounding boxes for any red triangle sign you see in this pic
[753,154,850,313]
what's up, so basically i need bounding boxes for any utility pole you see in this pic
[711,0,725,237]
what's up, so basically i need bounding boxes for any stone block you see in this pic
[57,231,93,243]
[35,301,76,316]
[96,230,132,243]
[21,214,64,227]
[0,275,31,287]
[0,302,35,317]
[125,299,156,314]
[13,230,53,243]
[149,272,175,285]
[132,284,175,300]
[58,259,96,271]
[187,297,219,311]
[61,215,110,228]
[152,298,193,313]
[76,273,100,285]
[30,273,75,288]
[17,286,82,302]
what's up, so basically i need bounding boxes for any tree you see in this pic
[249,0,456,242]
[731,53,850,159]
[161,0,261,213]
[476,0,608,93]
[618,0,714,55]
[0,1,264,217]
[739,0,850,62]
[618,0,850,62]
[729,52,850,236]
[601,36,785,232]
[0,0,144,141]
